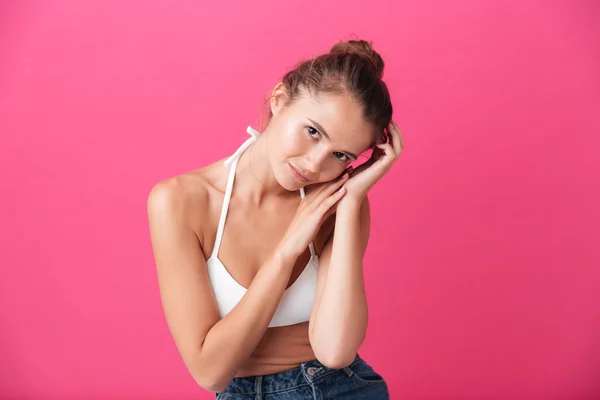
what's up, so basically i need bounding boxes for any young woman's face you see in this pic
[266,87,376,191]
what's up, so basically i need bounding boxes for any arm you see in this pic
[147,180,297,393]
[308,120,404,367]
[308,196,371,368]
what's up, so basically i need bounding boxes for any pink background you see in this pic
[1,1,599,399]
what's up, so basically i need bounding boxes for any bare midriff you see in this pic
[234,322,315,377]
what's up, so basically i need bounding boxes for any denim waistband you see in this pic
[221,353,361,395]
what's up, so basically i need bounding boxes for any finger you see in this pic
[312,172,349,206]
[386,122,399,155]
[347,145,386,177]
[376,143,395,160]
[317,186,346,216]
[352,149,381,175]
[304,182,327,203]
[391,121,404,153]
[304,170,347,204]
[323,201,340,220]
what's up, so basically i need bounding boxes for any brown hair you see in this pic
[262,39,393,142]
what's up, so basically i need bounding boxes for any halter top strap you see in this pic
[223,126,260,168]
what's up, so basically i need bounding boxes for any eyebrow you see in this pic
[307,118,358,160]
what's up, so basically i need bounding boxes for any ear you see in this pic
[375,126,388,145]
[270,82,288,116]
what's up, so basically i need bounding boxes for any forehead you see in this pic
[291,91,376,148]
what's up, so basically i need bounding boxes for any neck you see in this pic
[233,131,296,205]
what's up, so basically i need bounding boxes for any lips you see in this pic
[288,163,309,182]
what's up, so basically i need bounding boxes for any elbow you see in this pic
[193,372,229,393]
[314,348,356,370]
[192,363,231,393]
[310,330,360,370]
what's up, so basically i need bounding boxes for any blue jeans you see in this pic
[216,353,389,399]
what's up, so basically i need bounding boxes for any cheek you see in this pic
[279,128,305,158]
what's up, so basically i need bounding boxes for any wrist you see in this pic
[273,243,300,265]
[338,194,365,211]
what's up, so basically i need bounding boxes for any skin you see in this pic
[148,82,404,392]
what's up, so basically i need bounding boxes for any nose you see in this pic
[303,147,328,174]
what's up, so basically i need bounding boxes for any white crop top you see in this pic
[206,126,318,328]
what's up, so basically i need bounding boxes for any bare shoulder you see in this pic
[147,161,227,236]
[148,171,207,216]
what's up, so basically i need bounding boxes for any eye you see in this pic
[307,126,321,139]
[333,152,350,162]
[306,126,350,162]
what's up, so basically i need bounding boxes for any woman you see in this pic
[148,39,404,399]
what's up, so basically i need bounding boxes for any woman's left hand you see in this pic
[341,120,405,201]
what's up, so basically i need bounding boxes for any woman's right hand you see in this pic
[277,171,350,260]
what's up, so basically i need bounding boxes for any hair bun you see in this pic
[329,39,384,79]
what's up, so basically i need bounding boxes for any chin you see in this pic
[280,174,304,192]
[276,164,305,191]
